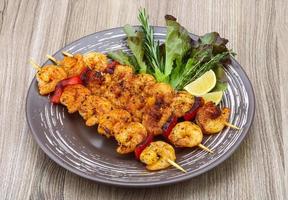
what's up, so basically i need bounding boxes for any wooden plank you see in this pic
[0,0,286,199]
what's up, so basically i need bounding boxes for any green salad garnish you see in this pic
[108,8,233,91]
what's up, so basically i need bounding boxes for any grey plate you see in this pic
[26,27,255,187]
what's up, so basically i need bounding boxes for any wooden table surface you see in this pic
[0,0,287,199]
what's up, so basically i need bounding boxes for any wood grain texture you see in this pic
[0,0,287,199]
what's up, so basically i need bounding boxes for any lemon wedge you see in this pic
[184,70,216,96]
[202,91,223,105]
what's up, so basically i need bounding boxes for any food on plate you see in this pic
[169,121,203,148]
[78,95,114,126]
[139,141,177,171]
[59,54,86,77]
[202,91,224,105]
[31,8,240,172]
[36,64,67,95]
[98,109,131,138]
[196,101,230,134]
[83,52,108,71]
[183,70,217,96]
[115,122,147,154]
[171,91,195,118]
[60,84,91,113]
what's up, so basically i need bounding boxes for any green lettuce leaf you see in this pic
[212,63,228,91]
[107,50,133,66]
[123,25,147,73]
[199,32,229,54]
[164,15,191,78]
[212,81,228,92]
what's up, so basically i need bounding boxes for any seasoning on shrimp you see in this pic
[140,141,176,171]
[196,101,230,134]
[115,122,147,154]
[60,84,91,113]
[36,65,67,95]
[97,109,131,138]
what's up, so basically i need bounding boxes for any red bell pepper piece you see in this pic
[134,134,154,160]
[50,85,63,104]
[162,116,178,139]
[104,61,119,74]
[183,97,204,121]
[50,76,83,104]
[61,76,82,87]
[108,61,118,67]
[80,67,93,85]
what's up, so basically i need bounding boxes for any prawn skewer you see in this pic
[196,101,235,134]
[33,51,240,173]
[138,140,186,173]
[168,121,214,154]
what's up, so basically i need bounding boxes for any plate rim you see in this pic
[25,26,256,187]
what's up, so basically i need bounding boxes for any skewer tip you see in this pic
[167,159,187,173]
[62,51,73,57]
[46,54,58,64]
[29,59,41,70]
[198,144,214,154]
[225,122,240,130]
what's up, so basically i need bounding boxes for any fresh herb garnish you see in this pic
[108,9,233,90]
[138,8,166,81]
[123,25,147,73]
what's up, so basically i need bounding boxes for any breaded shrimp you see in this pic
[142,107,172,136]
[125,94,145,122]
[59,54,86,77]
[78,95,114,126]
[131,73,156,93]
[112,64,134,80]
[83,52,108,71]
[169,121,203,147]
[171,91,195,118]
[60,84,91,113]
[145,82,174,103]
[84,70,107,95]
[142,96,173,135]
[196,101,230,134]
[97,109,131,138]
[140,141,176,171]
[115,122,147,154]
[36,65,67,95]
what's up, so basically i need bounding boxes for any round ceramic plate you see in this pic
[26,27,255,187]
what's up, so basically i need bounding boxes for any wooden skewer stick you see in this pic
[46,54,59,64]
[29,59,41,71]
[198,144,214,154]
[167,159,187,173]
[225,122,240,130]
[62,51,73,57]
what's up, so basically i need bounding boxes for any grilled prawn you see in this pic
[83,52,108,71]
[78,95,114,126]
[60,84,91,113]
[169,121,203,147]
[196,101,230,134]
[36,65,67,95]
[140,141,176,171]
[97,109,131,138]
[171,91,195,118]
[59,54,86,77]
[115,122,147,154]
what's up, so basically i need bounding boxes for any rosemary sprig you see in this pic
[138,8,165,81]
